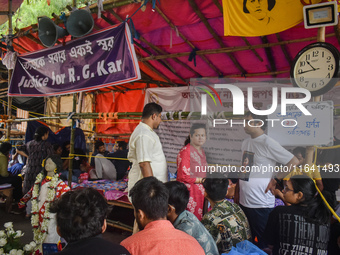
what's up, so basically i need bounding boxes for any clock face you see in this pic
[291,43,340,96]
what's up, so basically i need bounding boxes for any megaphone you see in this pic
[66,9,94,38]
[38,17,68,47]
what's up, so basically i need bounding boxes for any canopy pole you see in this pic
[6,0,13,141]
[68,93,77,187]
[305,27,325,166]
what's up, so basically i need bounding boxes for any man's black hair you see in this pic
[52,143,61,152]
[95,140,105,151]
[142,102,162,119]
[243,0,276,13]
[164,181,189,215]
[0,142,12,155]
[184,123,207,146]
[244,111,267,131]
[117,141,127,150]
[203,173,229,202]
[293,146,306,159]
[129,176,169,220]
[62,140,70,148]
[50,188,108,243]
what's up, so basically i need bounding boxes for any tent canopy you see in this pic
[7,0,340,92]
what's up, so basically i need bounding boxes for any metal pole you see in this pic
[305,27,325,166]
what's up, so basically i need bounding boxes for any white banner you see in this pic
[145,82,340,175]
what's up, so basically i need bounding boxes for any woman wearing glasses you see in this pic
[263,175,331,255]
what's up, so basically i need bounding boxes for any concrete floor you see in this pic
[0,204,131,248]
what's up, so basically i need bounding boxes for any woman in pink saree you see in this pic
[177,123,207,220]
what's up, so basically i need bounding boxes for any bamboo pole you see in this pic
[211,0,264,63]
[140,60,178,86]
[139,33,336,62]
[139,37,202,77]
[98,10,187,84]
[261,36,277,77]
[134,41,187,84]
[6,0,13,141]
[187,0,246,74]
[108,9,202,78]
[276,33,292,66]
[241,37,264,62]
[155,6,223,76]
[76,92,83,128]
[68,93,77,187]
[306,27,326,166]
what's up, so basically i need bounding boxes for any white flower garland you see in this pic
[31,173,59,246]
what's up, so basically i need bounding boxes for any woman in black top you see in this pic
[264,175,331,255]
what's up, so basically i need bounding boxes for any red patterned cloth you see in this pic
[177,144,207,221]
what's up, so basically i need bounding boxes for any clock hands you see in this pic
[305,60,318,70]
[298,68,320,74]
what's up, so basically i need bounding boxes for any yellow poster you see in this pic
[223,0,304,36]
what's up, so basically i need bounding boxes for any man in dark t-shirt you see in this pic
[50,188,130,255]
[108,141,130,180]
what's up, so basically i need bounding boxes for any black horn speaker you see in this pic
[66,9,94,38]
[38,17,68,47]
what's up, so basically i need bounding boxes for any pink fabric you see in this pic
[104,190,127,201]
[121,220,204,255]
[177,144,206,221]
[12,1,340,84]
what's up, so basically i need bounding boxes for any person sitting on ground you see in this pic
[165,181,219,255]
[90,140,109,168]
[8,141,26,176]
[89,140,116,180]
[53,143,62,156]
[0,142,23,202]
[108,141,130,180]
[60,141,87,183]
[50,187,130,255]
[263,175,331,255]
[201,174,252,254]
[120,176,205,255]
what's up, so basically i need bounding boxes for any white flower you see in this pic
[0,238,7,246]
[15,230,24,237]
[4,222,13,229]
[9,249,17,255]
[29,241,36,248]
[16,249,24,255]
[0,230,5,237]
[0,248,3,254]
[31,214,39,227]
[24,244,32,251]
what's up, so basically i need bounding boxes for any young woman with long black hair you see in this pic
[263,175,331,255]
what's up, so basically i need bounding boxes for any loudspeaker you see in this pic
[38,17,68,47]
[66,9,94,38]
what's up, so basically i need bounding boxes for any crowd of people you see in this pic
[0,102,339,255]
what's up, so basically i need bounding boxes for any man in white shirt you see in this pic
[127,102,167,196]
[235,111,299,249]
